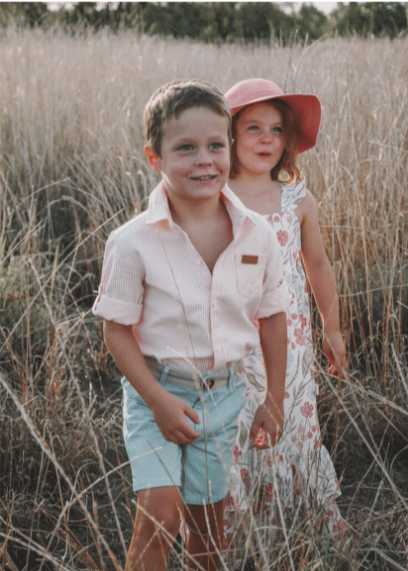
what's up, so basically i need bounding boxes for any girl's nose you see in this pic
[260,129,273,143]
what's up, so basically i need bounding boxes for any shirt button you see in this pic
[212,300,218,307]
[194,257,201,265]
[215,343,222,351]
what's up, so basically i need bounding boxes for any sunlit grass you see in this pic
[1,28,407,570]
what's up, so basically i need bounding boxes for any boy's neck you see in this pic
[168,191,225,227]
[167,191,233,274]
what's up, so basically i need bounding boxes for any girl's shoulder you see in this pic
[280,177,307,211]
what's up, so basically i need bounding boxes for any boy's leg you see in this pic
[181,367,247,570]
[184,500,225,571]
[126,486,183,571]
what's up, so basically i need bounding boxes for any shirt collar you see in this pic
[146,182,172,224]
[221,184,257,226]
[146,180,258,227]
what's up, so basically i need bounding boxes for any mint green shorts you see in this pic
[122,361,246,505]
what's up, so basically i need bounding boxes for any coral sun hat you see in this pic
[225,78,322,154]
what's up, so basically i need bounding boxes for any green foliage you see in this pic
[60,2,104,30]
[0,3,17,27]
[0,2,48,28]
[2,2,407,42]
[141,2,240,42]
[332,2,408,38]
[296,4,329,41]
[236,2,295,42]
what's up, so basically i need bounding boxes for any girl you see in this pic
[223,78,347,547]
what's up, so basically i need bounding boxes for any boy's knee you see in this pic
[159,508,182,539]
[127,504,181,571]
[185,500,225,539]
[138,507,181,542]
[136,487,183,539]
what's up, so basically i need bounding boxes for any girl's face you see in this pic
[234,102,285,178]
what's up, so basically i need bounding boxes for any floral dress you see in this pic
[224,178,344,549]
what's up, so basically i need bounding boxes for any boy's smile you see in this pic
[145,106,230,207]
[234,102,285,177]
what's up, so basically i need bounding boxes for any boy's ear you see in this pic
[144,146,161,172]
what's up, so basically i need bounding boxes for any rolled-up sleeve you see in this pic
[256,228,291,319]
[92,232,144,325]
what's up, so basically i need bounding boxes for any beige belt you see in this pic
[144,356,243,391]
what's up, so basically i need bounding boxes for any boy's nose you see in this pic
[195,149,212,165]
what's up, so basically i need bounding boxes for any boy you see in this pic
[93,79,290,571]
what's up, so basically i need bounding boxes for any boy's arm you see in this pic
[250,311,287,448]
[104,320,201,444]
[299,191,347,377]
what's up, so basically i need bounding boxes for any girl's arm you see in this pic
[250,311,287,448]
[103,320,201,443]
[297,190,347,376]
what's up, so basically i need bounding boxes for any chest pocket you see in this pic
[236,253,267,299]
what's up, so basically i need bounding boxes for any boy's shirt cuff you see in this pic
[256,280,291,320]
[92,293,143,326]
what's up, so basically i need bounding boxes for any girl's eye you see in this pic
[273,127,283,134]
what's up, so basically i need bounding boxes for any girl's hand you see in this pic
[150,392,201,445]
[323,330,347,379]
[250,396,284,449]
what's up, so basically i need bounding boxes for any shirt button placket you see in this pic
[211,265,225,368]
[212,299,224,365]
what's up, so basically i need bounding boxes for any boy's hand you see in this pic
[323,330,347,379]
[250,396,284,449]
[150,392,201,445]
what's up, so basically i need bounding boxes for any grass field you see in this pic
[1,28,408,570]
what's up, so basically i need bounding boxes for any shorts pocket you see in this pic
[236,253,267,298]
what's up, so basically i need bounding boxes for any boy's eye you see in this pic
[248,125,259,131]
[178,144,194,151]
[209,142,224,150]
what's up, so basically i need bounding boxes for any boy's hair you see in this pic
[144,79,232,155]
[230,99,302,183]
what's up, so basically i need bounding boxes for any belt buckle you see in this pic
[203,377,215,391]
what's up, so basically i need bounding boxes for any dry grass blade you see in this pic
[1,28,407,570]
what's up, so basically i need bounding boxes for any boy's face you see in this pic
[145,106,230,206]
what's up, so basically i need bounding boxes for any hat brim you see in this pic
[230,93,321,154]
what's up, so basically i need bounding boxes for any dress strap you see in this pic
[280,177,307,213]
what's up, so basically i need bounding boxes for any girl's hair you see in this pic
[230,99,302,183]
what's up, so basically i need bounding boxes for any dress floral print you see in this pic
[224,178,344,549]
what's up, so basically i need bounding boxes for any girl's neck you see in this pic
[229,174,282,216]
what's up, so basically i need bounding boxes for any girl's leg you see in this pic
[184,500,225,571]
[126,486,183,571]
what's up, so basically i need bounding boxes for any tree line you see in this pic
[1,2,407,43]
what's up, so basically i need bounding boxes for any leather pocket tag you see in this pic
[241,255,259,265]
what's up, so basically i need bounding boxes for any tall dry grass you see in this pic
[0,28,407,570]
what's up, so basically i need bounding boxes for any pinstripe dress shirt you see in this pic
[93,182,291,373]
